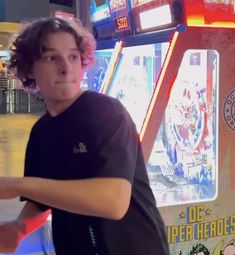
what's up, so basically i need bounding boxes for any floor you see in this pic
[0,113,55,255]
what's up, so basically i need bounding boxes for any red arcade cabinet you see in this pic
[137,0,235,254]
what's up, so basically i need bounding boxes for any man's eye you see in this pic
[70,55,79,61]
[43,56,56,62]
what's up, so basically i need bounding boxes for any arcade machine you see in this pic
[81,0,122,92]
[89,0,183,132]
[80,45,120,92]
[136,0,235,254]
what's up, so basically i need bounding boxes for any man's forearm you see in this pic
[18,177,131,220]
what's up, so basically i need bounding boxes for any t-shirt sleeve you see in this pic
[94,100,139,183]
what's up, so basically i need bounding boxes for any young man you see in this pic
[0,17,169,255]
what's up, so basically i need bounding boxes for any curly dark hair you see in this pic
[9,17,96,90]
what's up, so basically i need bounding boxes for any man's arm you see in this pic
[0,177,131,220]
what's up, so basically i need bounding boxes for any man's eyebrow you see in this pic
[42,47,80,52]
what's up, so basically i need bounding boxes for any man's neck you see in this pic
[46,89,86,117]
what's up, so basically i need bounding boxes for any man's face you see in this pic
[30,31,82,104]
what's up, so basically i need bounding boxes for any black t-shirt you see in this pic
[23,91,169,255]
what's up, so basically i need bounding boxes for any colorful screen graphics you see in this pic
[109,0,127,12]
[81,49,113,92]
[131,0,154,7]
[95,0,106,7]
[107,42,169,132]
[147,49,219,207]
[90,0,110,23]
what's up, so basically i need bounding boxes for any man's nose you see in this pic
[58,58,71,75]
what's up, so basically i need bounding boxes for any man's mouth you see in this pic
[55,80,76,84]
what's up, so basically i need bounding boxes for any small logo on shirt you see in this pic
[73,142,88,154]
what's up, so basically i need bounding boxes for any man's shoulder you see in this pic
[30,113,49,133]
[83,91,127,118]
[84,90,122,107]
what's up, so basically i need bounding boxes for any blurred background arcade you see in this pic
[1,0,235,255]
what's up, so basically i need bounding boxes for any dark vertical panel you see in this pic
[49,0,73,7]
[75,0,92,31]
[0,0,5,22]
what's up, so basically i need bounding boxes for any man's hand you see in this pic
[0,221,24,253]
[0,177,21,199]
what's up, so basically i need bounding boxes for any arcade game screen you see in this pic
[107,42,169,132]
[132,0,153,6]
[109,0,127,11]
[96,0,106,7]
[81,49,113,92]
[147,49,219,207]
[90,0,111,25]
